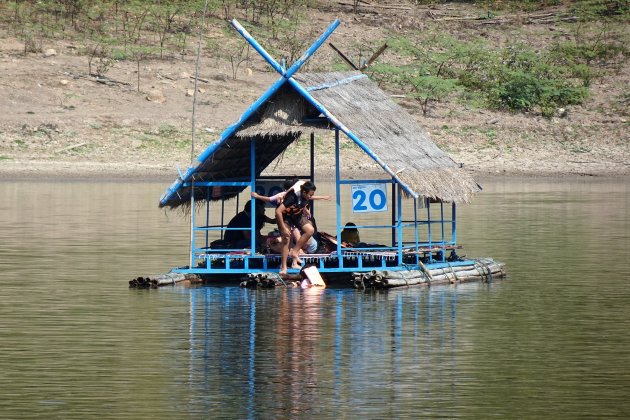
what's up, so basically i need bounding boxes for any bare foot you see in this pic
[279,267,287,276]
[289,250,303,267]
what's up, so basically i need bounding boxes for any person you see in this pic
[276,181,318,274]
[224,200,271,249]
[254,177,325,258]
[341,222,360,246]
[267,230,318,255]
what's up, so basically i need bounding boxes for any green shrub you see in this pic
[489,71,588,116]
[112,48,127,60]
[571,0,630,19]
[551,40,629,67]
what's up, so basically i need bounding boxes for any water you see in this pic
[0,178,628,419]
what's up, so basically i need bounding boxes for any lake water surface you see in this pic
[1,178,628,419]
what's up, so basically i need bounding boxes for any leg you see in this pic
[277,219,292,275]
[279,233,290,275]
[291,227,306,257]
[290,222,314,268]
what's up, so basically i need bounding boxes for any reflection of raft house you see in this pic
[152,19,505,289]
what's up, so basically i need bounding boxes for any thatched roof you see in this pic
[159,70,479,209]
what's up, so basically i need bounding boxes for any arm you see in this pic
[251,192,272,203]
[312,195,331,201]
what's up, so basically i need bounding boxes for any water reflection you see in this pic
[1,178,629,419]
[181,284,474,418]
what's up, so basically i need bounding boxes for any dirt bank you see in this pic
[0,4,627,181]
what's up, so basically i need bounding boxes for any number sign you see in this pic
[351,184,387,213]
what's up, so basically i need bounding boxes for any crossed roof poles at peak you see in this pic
[231,18,340,82]
[231,18,386,74]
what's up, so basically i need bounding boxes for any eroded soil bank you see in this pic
[1,3,627,181]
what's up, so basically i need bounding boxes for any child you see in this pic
[276,181,318,275]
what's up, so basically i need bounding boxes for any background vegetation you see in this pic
[1,0,628,117]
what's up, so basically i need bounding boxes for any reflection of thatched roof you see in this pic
[159,70,479,209]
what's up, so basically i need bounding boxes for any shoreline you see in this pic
[1,159,627,182]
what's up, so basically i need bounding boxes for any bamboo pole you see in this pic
[129,273,202,288]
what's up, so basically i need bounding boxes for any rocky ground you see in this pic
[0,3,628,181]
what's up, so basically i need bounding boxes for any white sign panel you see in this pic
[351,184,388,213]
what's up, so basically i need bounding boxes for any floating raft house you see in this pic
[137,19,505,289]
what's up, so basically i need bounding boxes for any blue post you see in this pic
[440,201,445,262]
[190,186,195,269]
[452,202,457,245]
[335,129,343,268]
[397,183,403,265]
[205,187,210,250]
[249,139,256,262]
[414,198,419,265]
[220,198,225,239]
[391,182,396,247]
[427,198,432,262]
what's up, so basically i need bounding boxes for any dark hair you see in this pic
[300,181,316,193]
[246,199,265,214]
[283,176,299,190]
[343,222,357,231]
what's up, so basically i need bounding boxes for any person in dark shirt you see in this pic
[276,181,317,274]
[341,222,360,246]
[224,200,270,249]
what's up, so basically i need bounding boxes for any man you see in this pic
[224,200,270,249]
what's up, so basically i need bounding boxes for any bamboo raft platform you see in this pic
[238,257,505,289]
[131,258,505,290]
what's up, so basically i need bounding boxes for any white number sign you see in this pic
[351,184,387,213]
